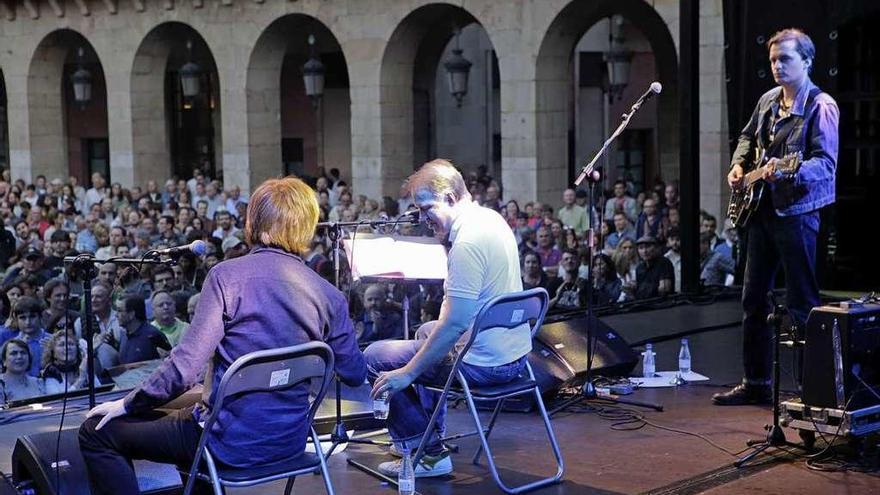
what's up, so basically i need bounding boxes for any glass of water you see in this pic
[373,373,391,419]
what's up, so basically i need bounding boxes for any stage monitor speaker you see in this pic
[489,313,637,412]
[802,303,880,410]
[535,314,639,380]
[11,428,182,495]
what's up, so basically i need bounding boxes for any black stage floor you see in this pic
[1,292,877,494]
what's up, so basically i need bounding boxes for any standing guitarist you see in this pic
[714,28,838,406]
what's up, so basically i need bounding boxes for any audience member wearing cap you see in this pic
[630,234,674,300]
[2,247,51,288]
[220,235,248,260]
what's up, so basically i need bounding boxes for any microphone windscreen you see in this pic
[650,81,663,94]
[191,240,207,256]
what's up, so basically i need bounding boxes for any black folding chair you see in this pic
[414,287,564,494]
[182,342,336,495]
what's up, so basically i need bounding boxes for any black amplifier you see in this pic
[802,302,880,410]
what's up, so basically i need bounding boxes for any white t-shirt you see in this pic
[444,201,531,366]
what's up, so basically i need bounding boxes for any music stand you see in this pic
[316,220,443,456]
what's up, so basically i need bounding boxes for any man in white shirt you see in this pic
[367,159,530,478]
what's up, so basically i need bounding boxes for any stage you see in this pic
[1,293,878,494]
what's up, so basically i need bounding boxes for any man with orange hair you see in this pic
[79,177,366,494]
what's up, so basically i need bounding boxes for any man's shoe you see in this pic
[378,450,453,478]
[388,443,404,458]
[712,384,772,406]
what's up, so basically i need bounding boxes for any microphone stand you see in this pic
[64,254,167,409]
[550,90,663,416]
[314,215,418,456]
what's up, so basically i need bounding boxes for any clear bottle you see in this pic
[642,343,656,378]
[678,338,691,376]
[398,446,415,495]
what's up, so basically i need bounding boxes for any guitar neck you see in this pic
[743,167,765,187]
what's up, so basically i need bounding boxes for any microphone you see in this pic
[152,240,207,258]
[574,168,601,186]
[632,81,662,110]
[397,209,420,223]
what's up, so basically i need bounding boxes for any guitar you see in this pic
[727,150,802,228]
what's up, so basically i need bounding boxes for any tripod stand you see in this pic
[735,295,809,466]
[549,83,664,416]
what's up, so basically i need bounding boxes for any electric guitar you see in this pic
[727,150,802,228]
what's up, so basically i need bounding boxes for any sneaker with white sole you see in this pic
[378,451,453,478]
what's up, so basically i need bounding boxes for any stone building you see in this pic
[0,0,729,218]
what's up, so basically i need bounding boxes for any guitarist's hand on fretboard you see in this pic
[761,158,783,182]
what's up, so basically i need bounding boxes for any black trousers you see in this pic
[741,204,820,383]
[78,406,212,495]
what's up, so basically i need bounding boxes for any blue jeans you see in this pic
[741,202,820,384]
[363,321,527,455]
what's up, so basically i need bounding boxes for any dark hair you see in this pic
[42,278,67,301]
[13,295,43,317]
[119,295,147,321]
[1,339,32,373]
[767,28,815,71]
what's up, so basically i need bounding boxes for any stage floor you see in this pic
[2,294,878,494]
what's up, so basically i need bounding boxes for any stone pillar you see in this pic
[699,0,729,224]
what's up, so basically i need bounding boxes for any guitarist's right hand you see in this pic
[728,164,744,189]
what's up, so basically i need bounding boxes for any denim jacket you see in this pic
[730,78,839,216]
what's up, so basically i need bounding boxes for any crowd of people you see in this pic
[0,162,738,406]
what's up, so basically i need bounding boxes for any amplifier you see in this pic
[802,302,880,410]
[781,399,880,437]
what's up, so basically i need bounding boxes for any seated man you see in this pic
[547,248,587,312]
[366,159,530,477]
[114,295,171,365]
[631,235,675,300]
[78,176,366,495]
[355,284,403,343]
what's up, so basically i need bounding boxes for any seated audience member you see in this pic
[664,228,682,293]
[0,339,46,404]
[41,277,80,333]
[355,284,403,342]
[520,250,548,290]
[593,253,623,306]
[114,295,171,365]
[700,231,735,287]
[605,212,636,251]
[8,297,50,377]
[547,248,587,312]
[613,238,639,297]
[78,176,365,495]
[186,293,200,323]
[630,236,675,300]
[419,300,441,325]
[73,282,122,374]
[534,225,561,272]
[150,290,189,348]
[221,235,249,260]
[41,328,95,393]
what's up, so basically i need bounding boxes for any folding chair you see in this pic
[182,341,336,495]
[414,287,564,494]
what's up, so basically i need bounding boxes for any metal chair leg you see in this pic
[472,398,505,465]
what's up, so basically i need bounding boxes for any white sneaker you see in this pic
[378,451,453,478]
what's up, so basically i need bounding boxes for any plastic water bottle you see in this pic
[642,343,656,378]
[398,446,415,495]
[678,338,691,376]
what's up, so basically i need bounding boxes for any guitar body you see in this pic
[728,181,765,228]
[727,151,801,229]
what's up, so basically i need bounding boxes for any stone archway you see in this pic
[376,3,500,200]
[130,22,221,186]
[246,14,350,188]
[27,30,108,183]
[535,0,679,204]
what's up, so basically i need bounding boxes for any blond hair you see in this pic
[245,176,318,254]
[404,159,471,203]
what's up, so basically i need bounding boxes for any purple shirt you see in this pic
[124,246,366,467]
